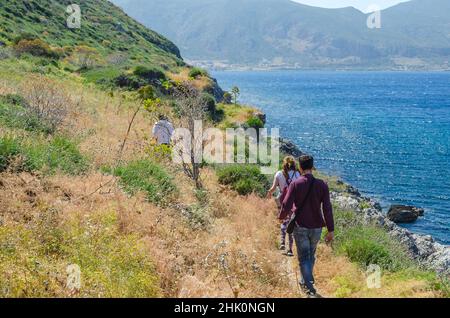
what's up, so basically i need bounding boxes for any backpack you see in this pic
[279,171,296,207]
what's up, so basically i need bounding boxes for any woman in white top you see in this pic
[152,114,174,145]
[267,156,301,256]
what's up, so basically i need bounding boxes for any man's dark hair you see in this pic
[299,155,314,171]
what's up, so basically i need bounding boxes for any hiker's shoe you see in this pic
[279,244,286,251]
[299,283,309,294]
[285,250,294,257]
[306,291,322,298]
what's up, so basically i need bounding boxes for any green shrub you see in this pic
[0,135,21,172]
[188,67,207,79]
[333,209,414,271]
[24,136,88,174]
[133,65,166,82]
[0,94,54,134]
[12,32,37,45]
[81,67,122,86]
[222,92,232,104]
[245,116,264,130]
[0,135,88,174]
[0,93,27,106]
[14,39,59,59]
[202,93,223,122]
[184,204,210,230]
[110,160,177,205]
[114,73,147,90]
[216,164,269,196]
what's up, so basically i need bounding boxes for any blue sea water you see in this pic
[212,71,450,244]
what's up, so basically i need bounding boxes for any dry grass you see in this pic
[1,167,442,298]
[0,66,445,298]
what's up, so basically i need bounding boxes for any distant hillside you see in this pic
[111,0,450,70]
[0,0,183,69]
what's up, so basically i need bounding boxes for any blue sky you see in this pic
[292,0,410,12]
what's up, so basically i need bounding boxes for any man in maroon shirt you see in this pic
[279,155,334,297]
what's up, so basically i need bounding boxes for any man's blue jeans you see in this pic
[293,226,322,293]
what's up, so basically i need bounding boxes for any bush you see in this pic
[24,136,89,175]
[216,164,270,196]
[0,46,13,60]
[69,45,101,70]
[81,67,122,86]
[333,209,414,271]
[202,93,223,122]
[0,135,21,172]
[0,93,27,106]
[0,135,88,174]
[188,67,207,79]
[19,75,71,132]
[222,92,232,104]
[0,94,54,134]
[14,39,59,59]
[110,160,177,205]
[114,73,147,90]
[12,32,37,45]
[245,117,264,130]
[133,65,166,82]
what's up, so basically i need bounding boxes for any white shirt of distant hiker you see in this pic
[152,118,174,145]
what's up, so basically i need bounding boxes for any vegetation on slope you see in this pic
[0,0,182,67]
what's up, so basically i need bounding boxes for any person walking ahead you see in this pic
[152,114,174,146]
[267,156,300,256]
[279,155,334,298]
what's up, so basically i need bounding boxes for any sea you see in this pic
[212,70,450,244]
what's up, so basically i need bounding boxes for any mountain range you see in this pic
[111,0,450,70]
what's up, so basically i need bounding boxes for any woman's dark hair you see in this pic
[299,155,314,171]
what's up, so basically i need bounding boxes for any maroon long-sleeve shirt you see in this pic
[279,173,334,232]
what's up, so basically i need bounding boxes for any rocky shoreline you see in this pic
[281,139,450,276]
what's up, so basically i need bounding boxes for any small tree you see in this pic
[231,86,240,105]
[173,82,208,189]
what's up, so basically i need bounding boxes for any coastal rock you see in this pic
[345,184,361,197]
[387,205,424,223]
[279,138,304,158]
[204,77,225,102]
[331,193,360,211]
[425,244,450,275]
[410,234,435,259]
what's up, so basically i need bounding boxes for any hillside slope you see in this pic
[111,0,450,70]
[0,0,182,68]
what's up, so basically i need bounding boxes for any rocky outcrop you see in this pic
[331,185,449,276]
[204,77,224,102]
[387,205,424,223]
[280,138,304,158]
